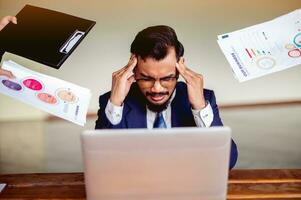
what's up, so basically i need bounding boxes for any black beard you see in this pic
[145,90,175,112]
[146,98,170,112]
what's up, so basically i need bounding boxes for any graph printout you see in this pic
[0,60,91,126]
[217,9,301,82]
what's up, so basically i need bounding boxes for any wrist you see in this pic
[110,97,123,107]
[191,99,206,110]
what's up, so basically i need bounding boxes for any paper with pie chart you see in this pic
[0,60,91,126]
[217,9,301,82]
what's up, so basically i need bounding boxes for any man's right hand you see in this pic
[110,55,137,106]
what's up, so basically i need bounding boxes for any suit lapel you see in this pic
[171,92,183,127]
[171,83,196,127]
[124,88,147,128]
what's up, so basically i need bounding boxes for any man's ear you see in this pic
[177,56,184,63]
[134,54,140,69]
[133,63,138,77]
[176,68,180,79]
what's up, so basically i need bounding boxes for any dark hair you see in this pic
[130,25,184,61]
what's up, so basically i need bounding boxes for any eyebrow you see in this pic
[140,72,176,79]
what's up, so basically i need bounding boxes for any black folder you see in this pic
[0,5,96,69]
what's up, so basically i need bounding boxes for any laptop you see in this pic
[0,4,95,69]
[81,127,231,200]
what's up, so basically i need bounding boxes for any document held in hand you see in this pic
[217,9,301,82]
[0,60,91,126]
[0,5,96,69]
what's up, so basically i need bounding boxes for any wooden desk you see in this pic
[1,169,300,199]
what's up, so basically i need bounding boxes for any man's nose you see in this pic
[151,80,164,93]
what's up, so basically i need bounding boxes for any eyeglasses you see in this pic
[136,75,178,88]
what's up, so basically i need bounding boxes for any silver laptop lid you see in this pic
[81,127,231,200]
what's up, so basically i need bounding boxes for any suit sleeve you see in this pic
[95,93,124,129]
[209,90,238,169]
[208,90,223,126]
[95,93,110,129]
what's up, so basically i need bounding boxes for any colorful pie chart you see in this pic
[256,57,276,70]
[57,89,78,103]
[23,79,43,91]
[2,80,22,91]
[37,93,57,104]
[293,33,301,48]
[288,49,301,58]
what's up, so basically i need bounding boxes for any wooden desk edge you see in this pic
[1,169,301,199]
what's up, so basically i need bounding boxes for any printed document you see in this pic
[218,9,301,82]
[0,60,91,126]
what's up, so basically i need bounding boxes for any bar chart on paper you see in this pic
[218,9,301,82]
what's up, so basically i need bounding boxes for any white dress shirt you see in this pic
[105,89,214,128]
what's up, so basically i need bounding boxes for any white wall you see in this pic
[0,0,300,121]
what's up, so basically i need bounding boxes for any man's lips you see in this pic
[146,92,169,102]
[150,95,165,102]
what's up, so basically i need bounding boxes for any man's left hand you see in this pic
[0,16,17,31]
[176,57,206,110]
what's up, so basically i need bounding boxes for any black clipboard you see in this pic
[0,5,96,69]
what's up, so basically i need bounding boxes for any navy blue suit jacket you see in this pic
[95,82,238,169]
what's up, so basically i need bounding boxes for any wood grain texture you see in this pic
[0,170,300,199]
[0,173,85,199]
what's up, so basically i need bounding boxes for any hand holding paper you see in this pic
[0,60,91,126]
[0,5,96,69]
[0,15,17,31]
[0,15,17,78]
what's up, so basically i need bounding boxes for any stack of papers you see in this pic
[0,60,91,126]
[218,9,301,82]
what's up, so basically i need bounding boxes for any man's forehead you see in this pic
[136,56,177,76]
[136,60,177,77]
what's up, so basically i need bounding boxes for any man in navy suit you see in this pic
[95,25,238,169]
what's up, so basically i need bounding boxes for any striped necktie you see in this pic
[153,112,167,128]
